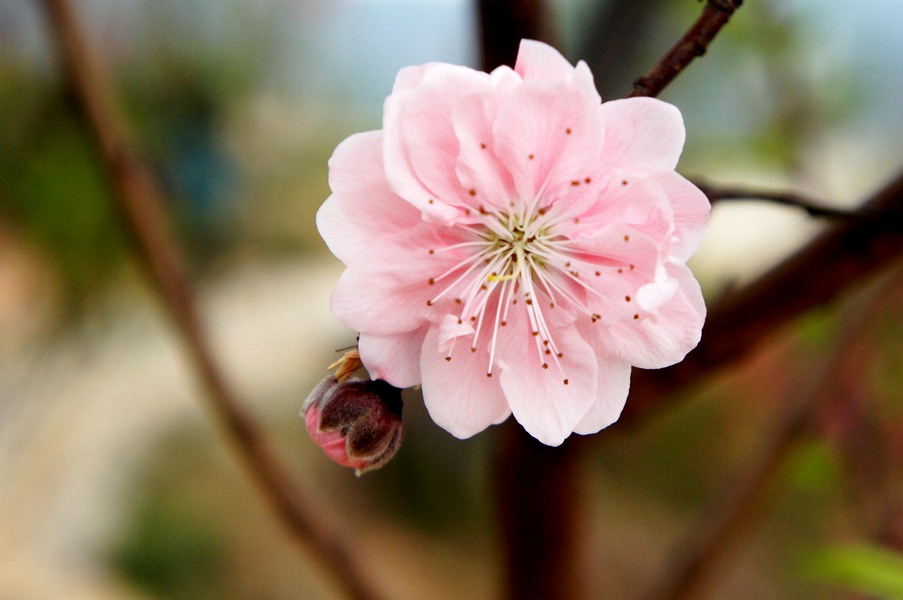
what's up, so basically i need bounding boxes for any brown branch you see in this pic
[645,267,903,600]
[628,0,743,98]
[494,422,582,600]
[622,168,903,425]
[38,2,384,599]
[696,181,865,220]
[478,0,552,72]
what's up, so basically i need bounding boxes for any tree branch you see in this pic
[645,267,903,600]
[695,181,865,220]
[478,0,551,72]
[494,422,582,600]
[628,0,743,98]
[38,2,384,599]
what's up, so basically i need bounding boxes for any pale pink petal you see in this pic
[604,262,706,369]
[318,131,421,263]
[573,357,631,435]
[438,314,475,351]
[636,278,679,311]
[514,39,576,81]
[570,177,675,245]
[599,98,685,174]
[329,226,462,335]
[420,325,511,439]
[496,301,598,446]
[571,225,661,283]
[383,65,494,222]
[451,93,516,212]
[493,79,605,203]
[650,171,711,261]
[358,326,428,388]
[392,64,431,93]
[331,267,433,335]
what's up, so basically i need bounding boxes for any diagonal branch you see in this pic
[37,2,384,599]
[628,0,743,98]
[644,266,903,600]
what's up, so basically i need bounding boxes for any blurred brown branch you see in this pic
[696,181,866,220]
[478,0,552,72]
[628,0,743,98]
[37,2,384,599]
[644,265,903,600]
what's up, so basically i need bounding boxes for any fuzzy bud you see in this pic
[302,377,403,475]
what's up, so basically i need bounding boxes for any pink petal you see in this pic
[383,64,494,222]
[599,98,685,175]
[571,177,675,245]
[637,278,679,311]
[420,325,511,439]
[604,262,706,369]
[514,39,577,81]
[392,64,430,93]
[331,267,432,335]
[329,226,461,335]
[451,93,517,213]
[496,301,598,446]
[493,78,605,204]
[438,314,475,352]
[573,225,661,282]
[318,131,421,263]
[572,357,631,435]
[358,326,428,388]
[650,171,711,262]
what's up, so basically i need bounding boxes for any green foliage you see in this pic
[110,427,236,600]
[0,72,127,306]
[782,439,843,495]
[113,496,228,600]
[802,545,903,599]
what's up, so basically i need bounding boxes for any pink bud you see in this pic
[302,378,403,475]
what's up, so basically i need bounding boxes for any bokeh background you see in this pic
[2,0,903,598]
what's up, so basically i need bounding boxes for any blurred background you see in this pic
[1,0,902,598]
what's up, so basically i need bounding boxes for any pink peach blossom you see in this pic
[317,40,709,446]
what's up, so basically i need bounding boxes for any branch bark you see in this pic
[696,181,865,220]
[478,0,552,72]
[645,266,903,600]
[628,0,743,98]
[38,2,383,599]
[494,422,582,600]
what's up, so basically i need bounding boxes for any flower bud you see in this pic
[302,377,403,475]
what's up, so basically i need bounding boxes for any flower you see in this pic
[317,40,709,446]
[302,377,404,475]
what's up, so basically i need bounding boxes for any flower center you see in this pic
[425,204,581,382]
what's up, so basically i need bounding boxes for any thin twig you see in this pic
[38,2,383,599]
[695,181,864,220]
[628,0,743,98]
[645,267,903,600]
